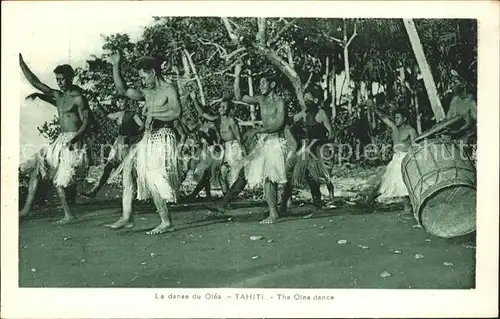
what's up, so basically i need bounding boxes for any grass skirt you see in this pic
[110,128,179,202]
[244,133,287,188]
[106,135,130,165]
[20,132,88,188]
[192,144,224,185]
[222,140,244,186]
[289,142,330,187]
[378,151,409,199]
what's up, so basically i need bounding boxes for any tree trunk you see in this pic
[403,19,445,122]
[330,62,336,120]
[343,19,354,114]
[181,53,191,78]
[247,58,256,122]
[343,46,351,114]
[321,57,329,101]
[414,92,422,134]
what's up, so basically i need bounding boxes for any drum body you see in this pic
[401,139,476,238]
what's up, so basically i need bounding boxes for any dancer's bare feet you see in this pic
[259,216,279,224]
[146,223,175,235]
[106,217,134,230]
[55,216,77,225]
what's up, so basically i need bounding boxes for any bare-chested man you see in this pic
[190,89,246,193]
[442,70,477,162]
[106,52,181,235]
[232,67,290,224]
[19,54,90,224]
[365,101,417,211]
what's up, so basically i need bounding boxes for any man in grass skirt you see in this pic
[19,54,92,225]
[105,52,181,235]
[283,94,334,217]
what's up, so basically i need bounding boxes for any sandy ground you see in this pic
[19,193,475,288]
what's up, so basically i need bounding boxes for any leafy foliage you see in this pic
[35,17,477,167]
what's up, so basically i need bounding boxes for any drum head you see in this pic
[419,185,476,238]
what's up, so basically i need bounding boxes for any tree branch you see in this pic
[286,45,294,68]
[197,38,246,63]
[221,17,239,44]
[256,17,267,46]
[346,22,358,48]
[225,47,247,61]
[183,48,206,106]
[288,21,342,45]
[267,18,298,47]
[254,44,306,109]
[228,18,241,30]
[203,57,248,79]
[303,72,313,91]
[206,51,218,65]
[197,39,228,57]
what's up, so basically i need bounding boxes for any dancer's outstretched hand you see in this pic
[25,93,41,101]
[108,52,121,65]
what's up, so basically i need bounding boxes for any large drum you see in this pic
[401,139,476,238]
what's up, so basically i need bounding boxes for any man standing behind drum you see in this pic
[365,100,417,213]
[442,70,477,161]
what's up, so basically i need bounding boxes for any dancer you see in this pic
[206,64,291,219]
[230,66,290,224]
[283,88,335,217]
[19,54,91,224]
[190,89,246,193]
[106,52,181,235]
[182,117,223,200]
[81,107,144,198]
[288,87,335,201]
[365,101,417,212]
[24,92,101,205]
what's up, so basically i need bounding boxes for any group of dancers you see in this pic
[18,50,477,235]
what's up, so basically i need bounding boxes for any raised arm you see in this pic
[149,85,181,122]
[189,91,218,121]
[234,60,259,105]
[19,54,57,97]
[25,92,57,106]
[70,95,90,144]
[109,52,145,101]
[373,107,397,130]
